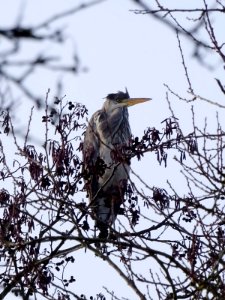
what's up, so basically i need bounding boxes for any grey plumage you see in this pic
[82,89,150,238]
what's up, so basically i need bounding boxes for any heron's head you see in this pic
[105,88,151,112]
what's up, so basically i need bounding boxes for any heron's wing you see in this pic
[82,110,102,201]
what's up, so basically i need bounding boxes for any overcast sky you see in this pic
[1,1,225,299]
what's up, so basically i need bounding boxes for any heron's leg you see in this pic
[97,197,110,223]
[109,196,115,226]
[95,197,110,238]
[94,224,97,238]
[108,195,121,239]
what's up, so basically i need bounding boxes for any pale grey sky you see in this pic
[1,1,224,299]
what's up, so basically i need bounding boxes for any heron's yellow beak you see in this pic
[121,98,151,107]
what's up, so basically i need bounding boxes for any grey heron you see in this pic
[82,89,150,238]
